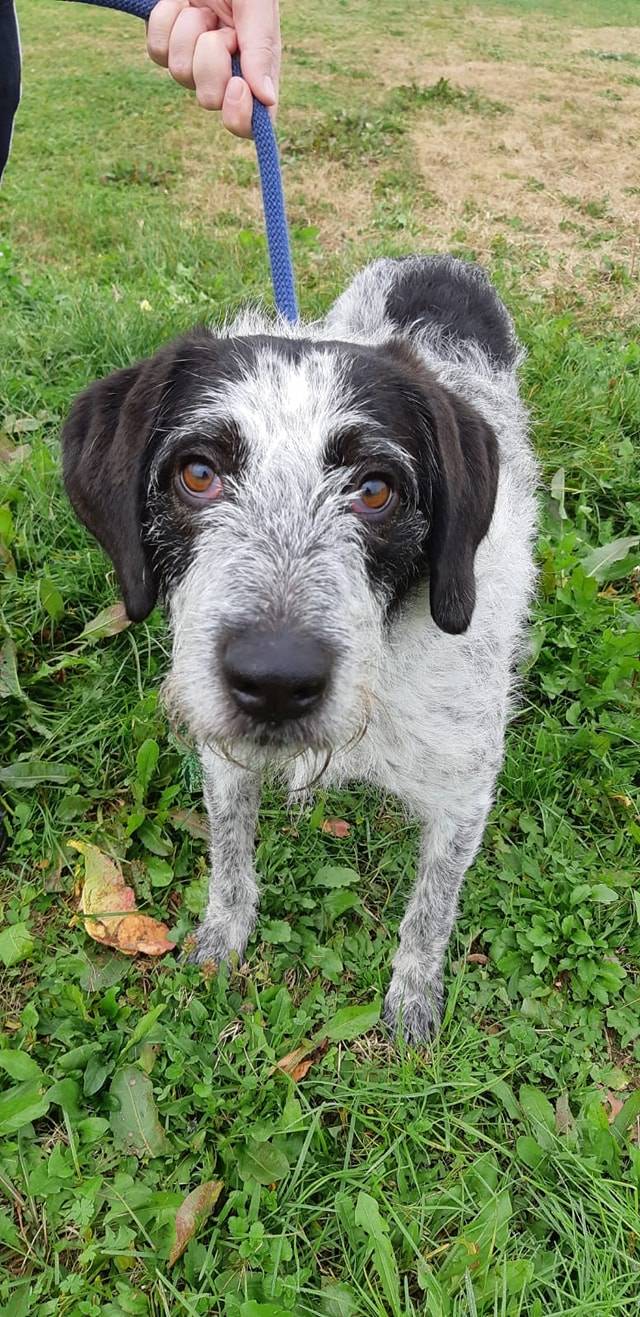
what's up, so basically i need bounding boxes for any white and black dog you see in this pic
[62,255,538,1042]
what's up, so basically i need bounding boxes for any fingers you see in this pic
[233,0,280,107]
[145,0,282,137]
[168,7,218,90]
[191,26,236,111]
[147,0,189,68]
[221,75,254,138]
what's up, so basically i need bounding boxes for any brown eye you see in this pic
[351,476,396,519]
[178,460,223,503]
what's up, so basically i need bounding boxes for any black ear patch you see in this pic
[62,331,213,622]
[424,383,499,634]
[384,254,518,369]
[63,361,156,621]
[380,339,499,635]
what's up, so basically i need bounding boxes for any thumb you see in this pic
[233,0,280,106]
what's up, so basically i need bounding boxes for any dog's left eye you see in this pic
[351,476,397,519]
[177,460,223,504]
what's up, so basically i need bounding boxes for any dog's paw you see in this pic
[383,975,443,1045]
[186,918,249,968]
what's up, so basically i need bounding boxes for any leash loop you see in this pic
[65,0,299,321]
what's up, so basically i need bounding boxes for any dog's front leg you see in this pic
[384,807,490,1044]
[189,752,262,966]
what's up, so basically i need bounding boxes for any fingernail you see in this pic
[262,75,276,104]
[226,77,244,102]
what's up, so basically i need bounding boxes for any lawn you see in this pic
[1,0,639,1312]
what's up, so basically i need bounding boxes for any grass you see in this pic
[1,0,639,1313]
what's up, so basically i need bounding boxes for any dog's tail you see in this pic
[323,254,520,372]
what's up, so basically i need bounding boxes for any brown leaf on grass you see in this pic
[115,915,176,957]
[608,793,634,811]
[43,853,66,893]
[0,438,30,466]
[322,818,351,838]
[275,1038,329,1082]
[168,1180,224,1266]
[604,1091,625,1123]
[70,840,175,958]
[77,602,131,643]
[555,1091,575,1136]
[168,808,209,841]
[0,542,16,574]
[276,1046,314,1082]
[12,416,43,434]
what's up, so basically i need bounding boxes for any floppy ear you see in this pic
[62,342,184,622]
[424,384,499,635]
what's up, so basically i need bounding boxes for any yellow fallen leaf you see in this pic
[70,840,175,958]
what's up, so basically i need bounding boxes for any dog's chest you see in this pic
[285,615,508,813]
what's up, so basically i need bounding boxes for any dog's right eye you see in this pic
[176,460,223,504]
[350,475,397,520]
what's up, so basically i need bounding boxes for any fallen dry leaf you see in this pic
[288,1056,316,1082]
[555,1091,575,1136]
[321,818,351,838]
[604,1090,625,1123]
[72,840,136,942]
[77,602,131,643]
[275,1039,329,1082]
[43,853,66,893]
[276,1046,315,1082]
[168,1180,224,1266]
[70,840,175,958]
[168,808,209,842]
[0,543,16,574]
[12,416,43,434]
[0,438,30,466]
[608,793,634,811]
[114,914,176,957]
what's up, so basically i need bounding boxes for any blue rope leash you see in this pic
[65,0,299,322]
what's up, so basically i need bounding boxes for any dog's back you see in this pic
[324,254,517,368]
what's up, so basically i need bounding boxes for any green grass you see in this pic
[1,1,640,1313]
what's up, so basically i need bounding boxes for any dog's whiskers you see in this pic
[287,747,334,793]
[205,739,258,772]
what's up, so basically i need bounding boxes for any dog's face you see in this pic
[63,327,498,760]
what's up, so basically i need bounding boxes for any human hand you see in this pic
[147,0,280,138]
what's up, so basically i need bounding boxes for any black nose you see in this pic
[222,629,333,723]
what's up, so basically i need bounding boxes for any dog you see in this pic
[62,255,538,1042]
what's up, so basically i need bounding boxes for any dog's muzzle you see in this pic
[221,627,334,726]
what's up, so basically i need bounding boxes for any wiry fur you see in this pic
[62,256,538,1043]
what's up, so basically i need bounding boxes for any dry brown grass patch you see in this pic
[405,53,638,303]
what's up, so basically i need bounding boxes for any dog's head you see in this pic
[63,320,498,759]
